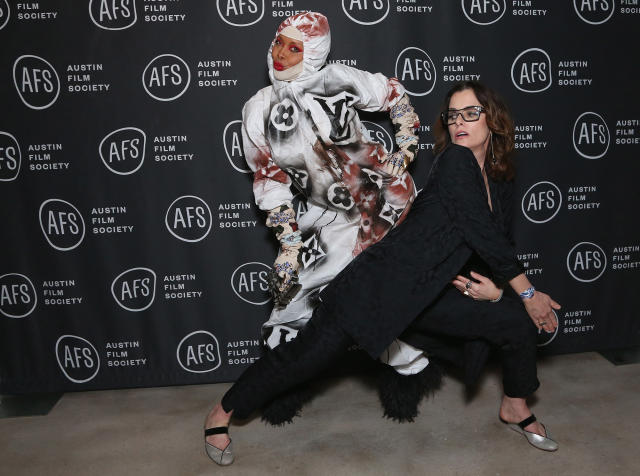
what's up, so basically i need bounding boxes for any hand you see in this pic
[269,244,302,307]
[452,271,502,301]
[380,151,407,177]
[272,246,301,291]
[522,291,561,333]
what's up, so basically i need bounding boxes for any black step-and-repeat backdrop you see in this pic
[1,1,639,393]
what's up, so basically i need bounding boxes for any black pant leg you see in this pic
[222,304,353,419]
[408,286,539,398]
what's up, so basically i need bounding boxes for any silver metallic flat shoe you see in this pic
[500,414,559,452]
[204,427,234,465]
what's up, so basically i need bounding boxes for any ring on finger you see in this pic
[465,281,473,290]
[463,290,469,296]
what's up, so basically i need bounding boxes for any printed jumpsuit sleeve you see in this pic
[241,92,294,211]
[436,145,522,283]
[335,65,408,112]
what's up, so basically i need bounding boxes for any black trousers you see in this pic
[406,285,539,398]
[222,303,353,419]
[222,288,539,417]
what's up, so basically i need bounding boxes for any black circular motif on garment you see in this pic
[328,183,355,210]
[269,98,299,135]
[274,104,295,127]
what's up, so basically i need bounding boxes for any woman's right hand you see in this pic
[522,291,561,333]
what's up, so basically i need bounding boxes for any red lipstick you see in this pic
[273,62,284,71]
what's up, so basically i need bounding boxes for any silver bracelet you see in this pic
[519,286,535,300]
[490,289,503,303]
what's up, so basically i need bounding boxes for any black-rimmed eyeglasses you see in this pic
[441,106,485,125]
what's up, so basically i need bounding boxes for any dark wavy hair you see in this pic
[433,81,515,181]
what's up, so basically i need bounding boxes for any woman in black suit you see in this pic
[204,82,561,465]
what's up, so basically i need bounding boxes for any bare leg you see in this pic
[204,403,233,450]
[499,395,546,436]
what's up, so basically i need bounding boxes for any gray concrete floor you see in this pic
[1,351,638,476]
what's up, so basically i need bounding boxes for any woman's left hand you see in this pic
[452,271,502,301]
[380,152,406,177]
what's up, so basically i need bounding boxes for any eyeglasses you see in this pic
[441,106,485,125]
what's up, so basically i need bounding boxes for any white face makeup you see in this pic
[447,89,491,163]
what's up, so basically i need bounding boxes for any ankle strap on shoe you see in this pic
[518,414,537,429]
[205,427,229,436]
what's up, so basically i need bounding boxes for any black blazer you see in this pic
[318,144,522,358]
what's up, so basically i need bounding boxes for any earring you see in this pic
[490,132,497,165]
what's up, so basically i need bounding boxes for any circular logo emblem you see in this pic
[269,98,299,132]
[572,112,610,159]
[537,310,559,347]
[573,0,614,24]
[0,273,37,318]
[111,267,157,312]
[165,195,212,242]
[89,0,138,30]
[142,54,191,101]
[55,335,100,383]
[511,48,552,93]
[362,120,394,153]
[342,0,389,25]
[0,0,10,30]
[461,0,506,25]
[216,0,264,27]
[567,241,607,283]
[99,127,146,175]
[231,262,271,305]
[223,120,250,173]
[38,199,86,251]
[176,330,222,373]
[13,55,61,110]
[521,181,562,224]
[0,131,21,181]
[395,47,437,96]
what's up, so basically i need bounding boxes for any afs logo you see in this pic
[165,195,213,242]
[0,0,10,30]
[537,310,559,347]
[342,0,389,25]
[231,262,271,305]
[99,127,146,175]
[111,267,156,312]
[511,48,552,93]
[573,0,614,25]
[362,121,394,153]
[521,181,562,224]
[573,112,609,159]
[461,0,507,25]
[39,199,86,251]
[223,120,250,173]
[142,54,191,101]
[0,131,21,181]
[13,55,60,110]
[0,273,37,319]
[567,242,607,282]
[176,330,221,373]
[56,335,100,383]
[89,0,137,30]
[395,47,436,96]
[217,0,264,27]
